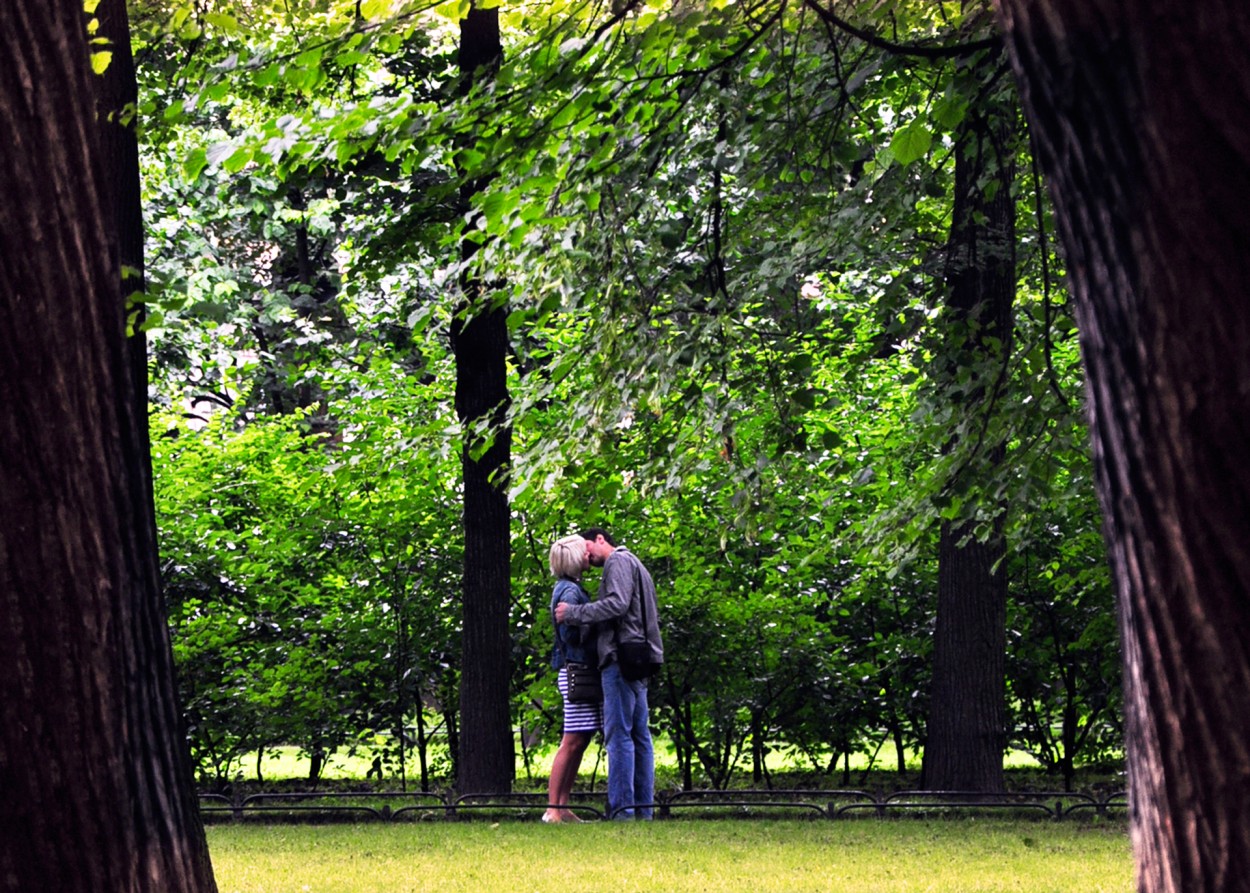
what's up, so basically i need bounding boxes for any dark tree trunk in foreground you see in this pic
[453,2,515,795]
[924,58,1016,793]
[995,1,1250,889]
[93,0,149,427]
[0,4,216,892]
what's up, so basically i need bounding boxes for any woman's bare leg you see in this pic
[545,731,592,822]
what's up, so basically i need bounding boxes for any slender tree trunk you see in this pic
[416,702,430,792]
[453,2,515,795]
[750,711,766,786]
[995,2,1250,889]
[0,4,215,891]
[923,58,1016,792]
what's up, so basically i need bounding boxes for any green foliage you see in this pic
[154,347,463,783]
[139,0,1121,788]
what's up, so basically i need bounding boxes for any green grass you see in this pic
[207,818,1132,892]
[229,743,1064,786]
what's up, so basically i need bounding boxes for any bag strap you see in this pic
[637,559,649,643]
[619,551,650,647]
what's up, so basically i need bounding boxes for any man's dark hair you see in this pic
[580,527,616,546]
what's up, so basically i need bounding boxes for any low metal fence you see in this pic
[199,788,1128,823]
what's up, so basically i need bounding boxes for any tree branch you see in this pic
[801,0,1000,60]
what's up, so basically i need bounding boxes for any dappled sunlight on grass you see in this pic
[224,742,1063,788]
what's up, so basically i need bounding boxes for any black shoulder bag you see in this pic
[565,660,602,704]
[555,581,602,704]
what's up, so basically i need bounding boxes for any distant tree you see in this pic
[454,0,515,794]
[0,2,215,891]
[996,0,1250,889]
[923,49,1017,792]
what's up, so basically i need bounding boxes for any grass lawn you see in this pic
[207,818,1132,892]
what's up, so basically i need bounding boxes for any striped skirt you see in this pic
[557,666,603,734]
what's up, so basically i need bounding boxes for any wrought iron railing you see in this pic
[198,788,1128,823]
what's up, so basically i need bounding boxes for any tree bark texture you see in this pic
[0,5,216,892]
[994,1,1250,889]
[453,3,515,795]
[924,68,1016,793]
[92,0,149,424]
[927,521,1009,790]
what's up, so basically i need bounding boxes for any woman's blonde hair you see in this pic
[549,534,586,579]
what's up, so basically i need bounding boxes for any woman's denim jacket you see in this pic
[550,578,594,669]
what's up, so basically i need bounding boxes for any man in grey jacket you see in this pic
[555,527,663,819]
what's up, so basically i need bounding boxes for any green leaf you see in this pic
[183,148,208,182]
[254,64,281,87]
[479,190,516,224]
[223,145,254,174]
[791,388,819,410]
[295,47,323,68]
[932,93,968,130]
[890,122,932,166]
[204,81,232,102]
[457,147,486,172]
[204,12,239,33]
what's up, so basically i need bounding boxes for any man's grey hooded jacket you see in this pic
[561,547,664,671]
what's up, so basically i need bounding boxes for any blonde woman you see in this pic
[543,534,602,823]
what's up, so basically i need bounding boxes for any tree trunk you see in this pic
[92,0,149,441]
[0,4,216,892]
[926,523,1009,790]
[453,2,515,795]
[923,58,1016,793]
[994,2,1250,889]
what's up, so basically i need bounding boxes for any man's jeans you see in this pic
[601,662,654,819]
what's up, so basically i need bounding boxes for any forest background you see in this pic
[133,0,1121,797]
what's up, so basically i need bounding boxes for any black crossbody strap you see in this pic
[628,552,649,648]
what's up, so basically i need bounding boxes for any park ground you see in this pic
[206,818,1132,893]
